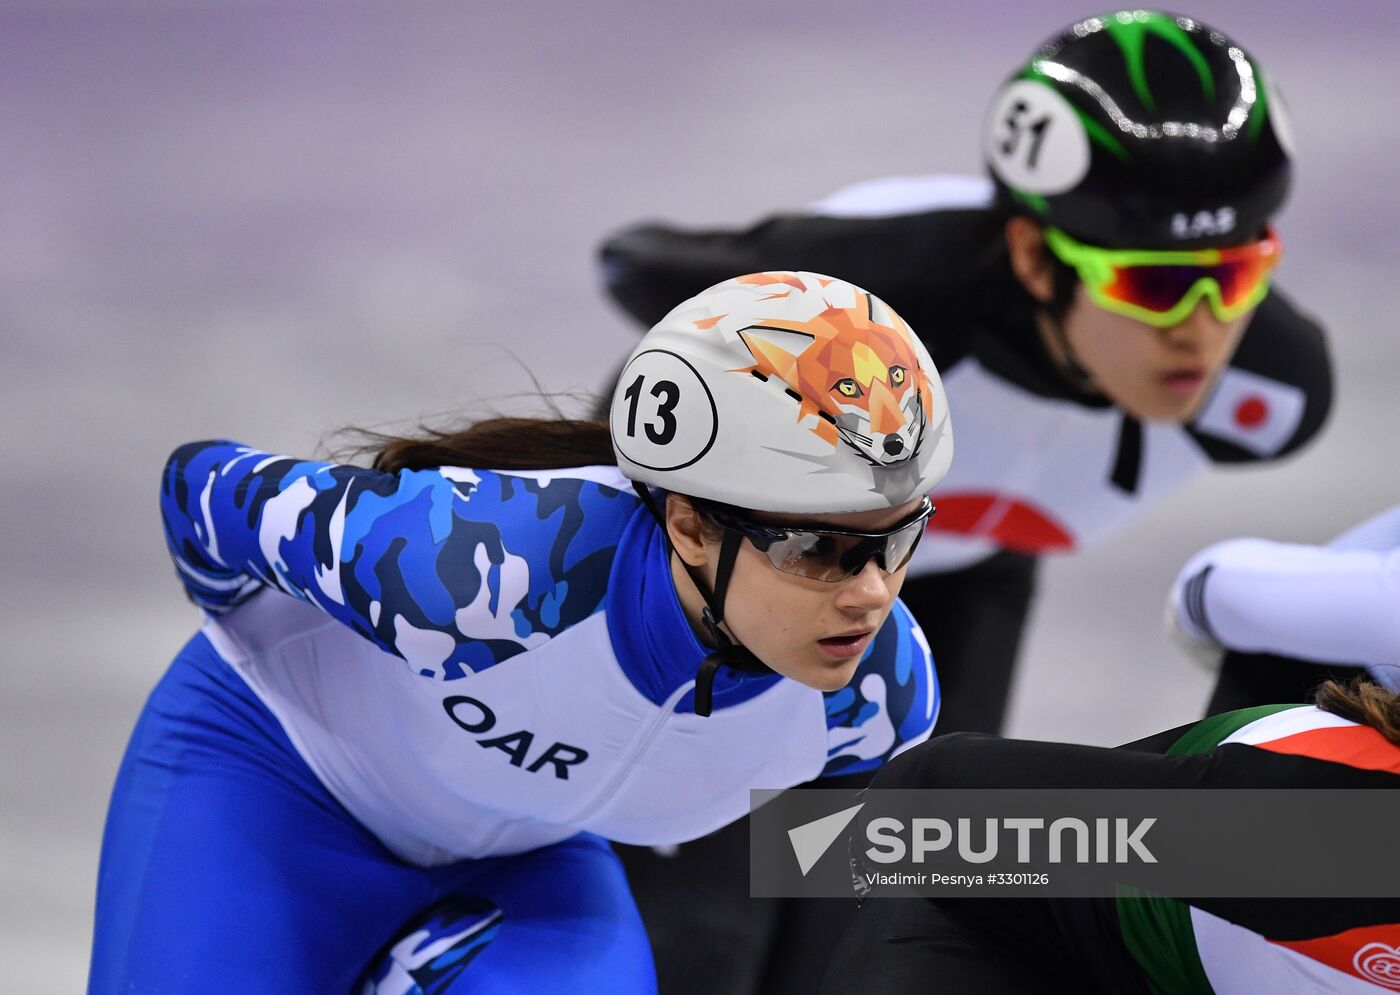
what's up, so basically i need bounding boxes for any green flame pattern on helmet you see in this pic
[986,10,1292,247]
[1102,10,1216,110]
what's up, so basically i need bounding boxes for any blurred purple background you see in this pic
[3,2,1397,987]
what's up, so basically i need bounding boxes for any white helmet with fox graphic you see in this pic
[609,271,953,513]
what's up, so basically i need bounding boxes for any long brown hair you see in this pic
[1313,678,1400,746]
[345,417,615,474]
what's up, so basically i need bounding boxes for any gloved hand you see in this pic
[1164,547,1227,673]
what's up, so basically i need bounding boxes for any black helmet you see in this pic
[984,10,1292,248]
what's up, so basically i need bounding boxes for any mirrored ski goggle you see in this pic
[695,497,934,583]
[1043,226,1282,328]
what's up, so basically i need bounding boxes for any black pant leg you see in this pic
[898,551,1040,735]
[613,821,778,995]
[821,894,1129,995]
[615,771,872,995]
[1206,651,1368,715]
[751,771,871,995]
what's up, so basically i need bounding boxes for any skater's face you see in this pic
[665,496,925,692]
[1006,216,1260,422]
[1056,285,1252,422]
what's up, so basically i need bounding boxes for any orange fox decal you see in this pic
[733,289,934,465]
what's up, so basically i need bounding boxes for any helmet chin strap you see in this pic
[632,484,772,717]
[1041,310,1098,393]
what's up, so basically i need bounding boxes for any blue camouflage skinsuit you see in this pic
[89,442,939,993]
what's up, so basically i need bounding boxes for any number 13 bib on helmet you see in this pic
[611,271,953,514]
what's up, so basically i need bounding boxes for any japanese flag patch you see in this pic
[1193,367,1305,456]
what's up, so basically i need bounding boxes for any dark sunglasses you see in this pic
[694,497,935,583]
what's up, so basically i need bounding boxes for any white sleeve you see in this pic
[806,174,994,219]
[1172,531,1400,686]
[1328,501,1400,552]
